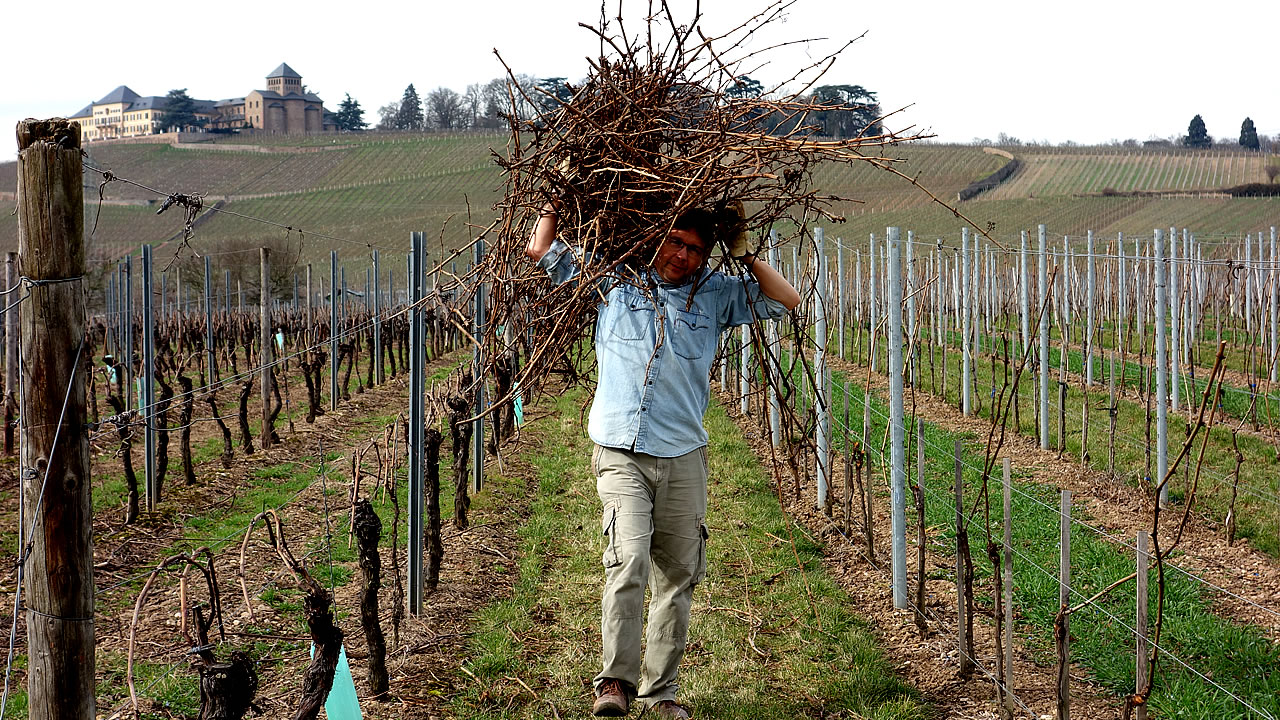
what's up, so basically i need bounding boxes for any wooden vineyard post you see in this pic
[16,118,95,720]
[260,248,273,450]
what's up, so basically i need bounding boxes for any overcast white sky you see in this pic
[3,0,1278,157]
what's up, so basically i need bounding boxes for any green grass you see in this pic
[448,388,927,719]
[776,350,1280,716]
[832,324,1280,559]
[97,651,201,720]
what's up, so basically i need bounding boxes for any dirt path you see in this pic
[0,349,540,719]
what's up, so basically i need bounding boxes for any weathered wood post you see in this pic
[16,118,95,720]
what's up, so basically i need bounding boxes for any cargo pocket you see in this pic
[601,501,622,568]
[692,519,709,586]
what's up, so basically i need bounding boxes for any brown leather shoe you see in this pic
[592,678,630,717]
[650,700,691,719]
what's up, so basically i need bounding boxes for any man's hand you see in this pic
[724,200,752,259]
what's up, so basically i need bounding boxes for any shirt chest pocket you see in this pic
[606,289,654,341]
[671,309,711,360]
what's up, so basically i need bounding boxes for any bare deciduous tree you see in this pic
[427,87,465,131]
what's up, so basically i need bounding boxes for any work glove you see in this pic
[723,200,753,260]
[556,155,577,181]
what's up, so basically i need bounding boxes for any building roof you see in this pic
[251,89,324,104]
[69,104,92,119]
[97,85,141,105]
[129,96,167,111]
[267,63,301,79]
[216,97,247,107]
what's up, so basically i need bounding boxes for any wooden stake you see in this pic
[16,118,95,720]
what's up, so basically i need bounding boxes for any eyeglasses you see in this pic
[663,235,708,259]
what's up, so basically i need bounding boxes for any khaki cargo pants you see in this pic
[592,444,708,707]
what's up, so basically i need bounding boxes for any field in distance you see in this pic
[0,132,1277,267]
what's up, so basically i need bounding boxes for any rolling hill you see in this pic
[1,132,1277,278]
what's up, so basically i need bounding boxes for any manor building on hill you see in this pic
[68,63,334,141]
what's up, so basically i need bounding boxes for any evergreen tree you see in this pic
[534,77,574,116]
[162,88,202,132]
[335,93,367,131]
[725,75,764,99]
[1240,117,1260,150]
[1184,114,1211,148]
[808,85,881,138]
[395,84,425,131]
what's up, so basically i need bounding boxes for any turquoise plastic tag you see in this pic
[513,382,524,426]
[135,378,143,410]
[309,643,363,719]
[275,331,285,350]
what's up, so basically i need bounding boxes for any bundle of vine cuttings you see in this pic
[466,3,927,405]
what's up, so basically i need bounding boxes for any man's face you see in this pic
[653,228,709,284]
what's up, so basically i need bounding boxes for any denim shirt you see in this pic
[537,238,787,457]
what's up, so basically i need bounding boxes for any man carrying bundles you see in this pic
[526,198,799,717]
[479,7,914,716]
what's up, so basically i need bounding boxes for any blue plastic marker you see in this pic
[309,643,363,719]
[513,381,524,426]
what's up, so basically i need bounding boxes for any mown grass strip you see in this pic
[823,365,1280,718]
[836,330,1280,557]
[448,388,928,720]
